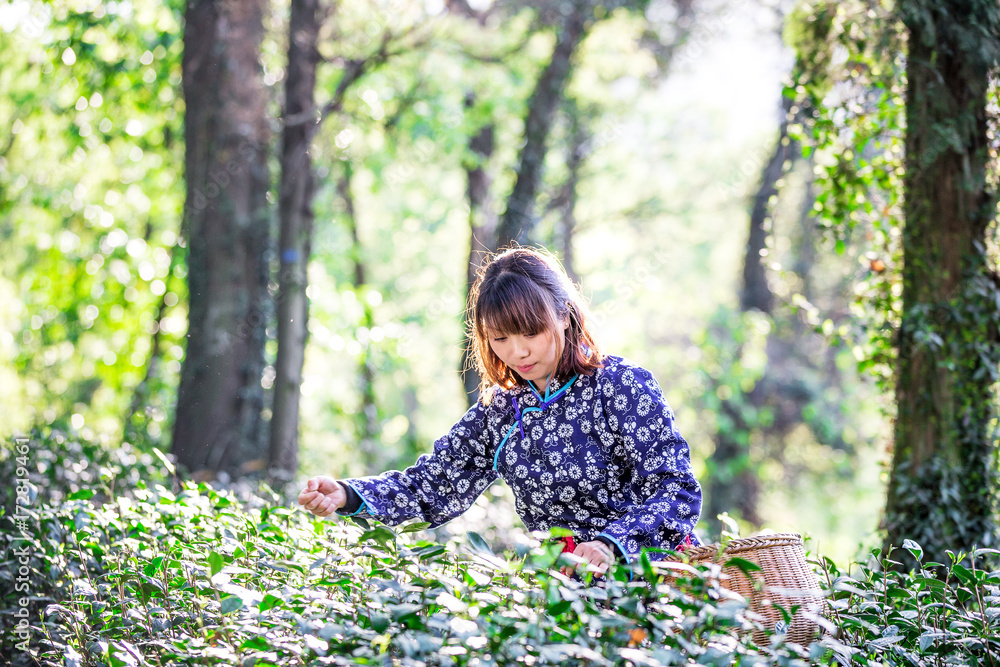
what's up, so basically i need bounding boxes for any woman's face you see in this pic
[488,322,566,392]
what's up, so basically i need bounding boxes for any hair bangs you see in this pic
[478,271,556,337]
[467,247,605,402]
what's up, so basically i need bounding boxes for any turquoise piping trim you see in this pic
[339,481,371,517]
[596,532,632,563]
[492,374,578,471]
[492,426,518,470]
[343,500,368,517]
[535,373,578,404]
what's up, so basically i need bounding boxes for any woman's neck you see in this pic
[531,371,554,395]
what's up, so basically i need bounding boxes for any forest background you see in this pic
[1,0,997,572]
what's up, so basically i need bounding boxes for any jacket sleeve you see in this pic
[336,400,500,527]
[595,363,702,560]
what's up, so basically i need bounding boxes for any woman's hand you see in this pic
[297,476,347,517]
[561,540,617,578]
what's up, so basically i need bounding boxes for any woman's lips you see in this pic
[517,363,536,373]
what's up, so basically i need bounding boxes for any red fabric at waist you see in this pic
[560,533,692,555]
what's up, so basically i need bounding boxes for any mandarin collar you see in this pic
[516,373,575,406]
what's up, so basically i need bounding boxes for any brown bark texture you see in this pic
[557,106,585,288]
[172,0,271,479]
[883,0,1000,564]
[495,7,588,249]
[269,0,321,478]
[461,92,498,405]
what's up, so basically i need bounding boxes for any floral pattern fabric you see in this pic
[341,355,702,561]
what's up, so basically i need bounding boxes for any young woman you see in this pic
[298,247,702,576]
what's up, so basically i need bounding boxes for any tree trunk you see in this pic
[556,106,585,287]
[460,92,498,405]
[269,0,321,479]
[495,7,587,249]
[172,0,271,480]
[883,1,999,565]
[339,163,380,472]
[704,95,795,534]
[740,118,788,314]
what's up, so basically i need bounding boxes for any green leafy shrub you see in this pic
[1,478,818,666]
[819,540,1000,666]
[0,427,170,510]
[3,432,999,666]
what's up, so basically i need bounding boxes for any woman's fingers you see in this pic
[298,491,319,511]
[297,487,327,515]
[314,476,338,494]
[297,488,323,509]
[563,540,615,578]
[296,476,348,517]
[307,495,333,516]
[576,542,613,564]
[308,494,326,513]
[314,496,333,516]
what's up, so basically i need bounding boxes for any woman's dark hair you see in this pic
[468,247,603,402]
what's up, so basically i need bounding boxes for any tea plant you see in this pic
[819,540,1000,666]
[3,432,999,666]
[2,476,819,666]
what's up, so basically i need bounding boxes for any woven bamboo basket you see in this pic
[663,533,824,647]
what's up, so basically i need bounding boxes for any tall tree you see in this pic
[495,5,589,248]
[172,0,271,479]
[339,163,381,472]
[269,0,321,478]
[460,91,499,403]
[449,0,503,405]
[267,9,427,471]
[552,102,586,287]
[703,94,795,531]
[883,0,1000,563]
[456,0,695,403]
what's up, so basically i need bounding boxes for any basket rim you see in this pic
[666,532,805,562]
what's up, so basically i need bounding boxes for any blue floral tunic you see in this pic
[339,355,702,561]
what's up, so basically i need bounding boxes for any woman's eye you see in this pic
[525,332,538,338]
[493,337,507,343]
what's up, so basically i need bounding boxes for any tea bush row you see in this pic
[1,432,999,666]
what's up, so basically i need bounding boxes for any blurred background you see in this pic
[0,0,907,565]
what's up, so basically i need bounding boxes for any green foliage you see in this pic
[0,0,187,441]
[0,426,169,513]
[695,307,773,441]
[786,0,906,392]
[820,541,1000,665]
[0,433,839,665]
[7,433,1000,666]
[788,0,1000,563]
